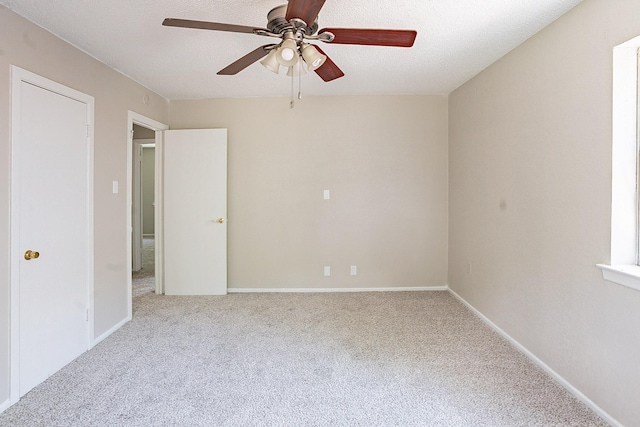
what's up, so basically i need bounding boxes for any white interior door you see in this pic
[11,68,93,398]
[163,129,228,295]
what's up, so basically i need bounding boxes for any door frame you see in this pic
[9,66,95,404]
[127,112,168,309]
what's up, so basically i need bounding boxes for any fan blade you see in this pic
[320,28,417,47]
[163,18,268,35]
[313,46,344,82]
[285,0,326,27]
[217,45,275,75]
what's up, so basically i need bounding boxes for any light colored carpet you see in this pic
[0,291,606,426]
[132,237,155,297]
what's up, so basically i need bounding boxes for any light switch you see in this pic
[112,181,119,194]
[324,266,331,276]
[350,266,357,276]
[324,190,330,200]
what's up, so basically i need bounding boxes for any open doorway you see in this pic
[132,124,156,296]
[126,111,168,318]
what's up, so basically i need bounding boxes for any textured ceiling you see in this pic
[0,0,582,100]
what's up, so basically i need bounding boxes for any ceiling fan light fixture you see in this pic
[260,49,280,74]
[276,38,300,67]
[164,1,417,85]
[301,44,327,71]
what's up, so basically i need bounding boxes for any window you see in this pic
[597,36,640,292]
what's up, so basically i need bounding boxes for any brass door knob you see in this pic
[24,250,40,260]
[215,218,225,224]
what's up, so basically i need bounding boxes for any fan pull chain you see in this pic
[289,58,306,108]
[290,66,295,109]
[298,60,303,100]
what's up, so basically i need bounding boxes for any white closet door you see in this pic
[14,76,92,397]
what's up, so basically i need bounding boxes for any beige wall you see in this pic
[0,6,168,405]
[170,95,448,290]
[448,0,640,424]
[133,124,155,139]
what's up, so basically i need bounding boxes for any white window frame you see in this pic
[597,36,640,292]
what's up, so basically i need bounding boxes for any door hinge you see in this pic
[86,125,90,138]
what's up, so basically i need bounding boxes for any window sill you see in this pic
[596,264,640,292]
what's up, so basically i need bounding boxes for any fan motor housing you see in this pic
[267,4,318,35]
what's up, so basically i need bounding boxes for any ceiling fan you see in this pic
[162,0,417,82]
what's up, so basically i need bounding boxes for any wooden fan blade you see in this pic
[313,46,344,82]
[285,0,326,27]
[217,45,275,75]
[163,18,268,35]
[320,28,417,47]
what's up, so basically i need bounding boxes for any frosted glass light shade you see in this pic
[260,49,280,74]
[276,39,299,67]
[301,44,326,71]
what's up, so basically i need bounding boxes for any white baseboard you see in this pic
[0,398,11,415]
[228,286,448,294]
[92,315,131,347]
[447,287,621,427]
